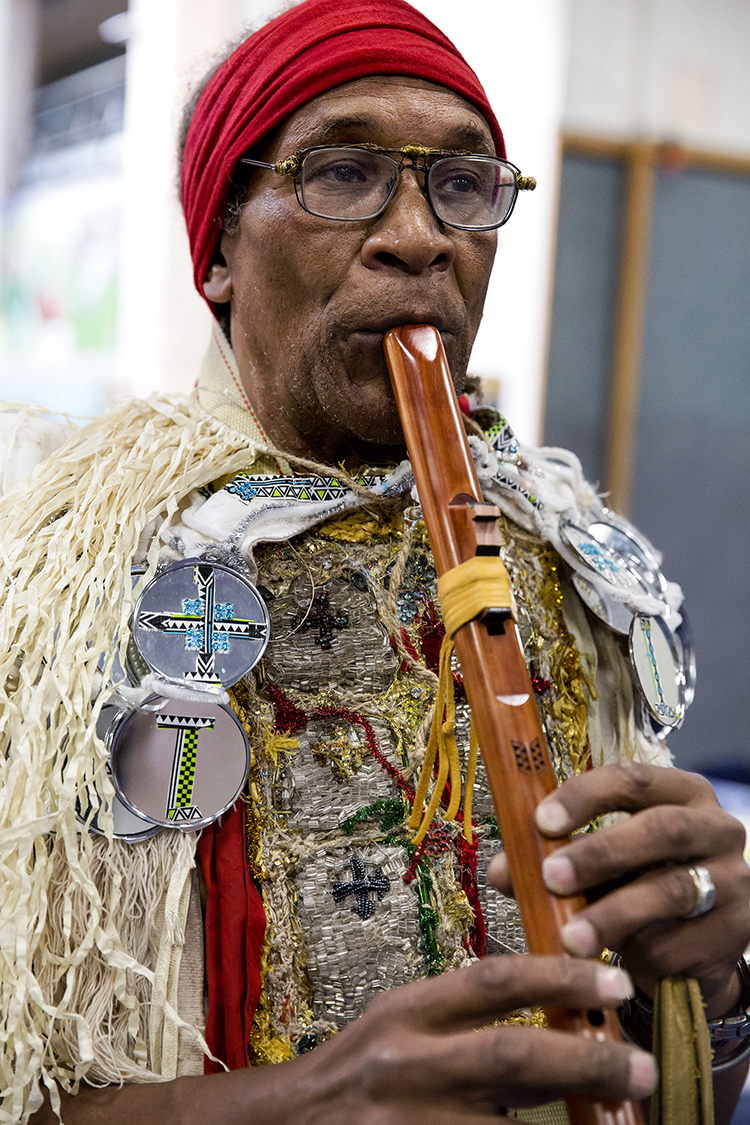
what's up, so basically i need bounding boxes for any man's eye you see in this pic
[307,157,378,187]
[435,169,482,196]
[326,162,368,183]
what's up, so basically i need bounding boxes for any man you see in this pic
[1,1,748,1122]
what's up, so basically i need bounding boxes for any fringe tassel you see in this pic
[148,835,197,1080]
[650,976,714,1125]
[409,555,513,845]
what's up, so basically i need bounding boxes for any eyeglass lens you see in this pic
[299,148,517,229]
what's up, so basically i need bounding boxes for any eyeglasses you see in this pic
[239,143,536,231]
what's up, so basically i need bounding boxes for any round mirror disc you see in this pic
[110,695,251,830]
[572,573,635,635]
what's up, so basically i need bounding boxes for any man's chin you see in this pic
[309,337,463,459]
[323,348,400,426]
[320,392,407,462]
[341,402,406,452]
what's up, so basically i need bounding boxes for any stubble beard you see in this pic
[292,331,473,464]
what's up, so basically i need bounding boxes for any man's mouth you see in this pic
[347,314,452,352]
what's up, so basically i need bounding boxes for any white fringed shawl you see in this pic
[0,394,265,1120]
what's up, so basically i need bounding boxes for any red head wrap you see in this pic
[181,0,505,301]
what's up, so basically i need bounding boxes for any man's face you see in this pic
[209,76,498,465]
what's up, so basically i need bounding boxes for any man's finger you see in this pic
[368,955,634,1033]
[540,806,746,896]
[553,861,740,958]
[389,1023,658,1107]
[620,904,750,992]
[487,850,513,896]
[534,762,719,838]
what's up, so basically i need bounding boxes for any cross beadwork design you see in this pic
[331,855,390,919]
[292,588,349,651]
[158,712,215,823]
[136,563,268,682]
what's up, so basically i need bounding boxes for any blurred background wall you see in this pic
[0,0,748,779]
[547,0,750,779]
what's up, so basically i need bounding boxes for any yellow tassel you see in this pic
[409,554,514,846]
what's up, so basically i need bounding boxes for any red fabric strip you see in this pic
[197,798,267,1073]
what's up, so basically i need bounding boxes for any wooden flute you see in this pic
[383,324,645,1125]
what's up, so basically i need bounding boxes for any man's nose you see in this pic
[360,170,456,275]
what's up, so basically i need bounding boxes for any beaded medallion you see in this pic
[110,694,252,829]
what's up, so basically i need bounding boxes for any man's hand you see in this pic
[306,954,654,1122]
[34,956,654,1125]
[489,762,750,1018]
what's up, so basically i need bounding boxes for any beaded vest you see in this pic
[226,501,599,1072]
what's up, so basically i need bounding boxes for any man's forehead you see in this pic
[263,76,496,157]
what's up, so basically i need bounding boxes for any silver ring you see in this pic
[686,864,716,918]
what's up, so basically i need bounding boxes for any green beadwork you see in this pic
[340,798,406,836]
[417,897,444,975]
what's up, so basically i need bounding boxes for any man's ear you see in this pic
[203,252,233,304]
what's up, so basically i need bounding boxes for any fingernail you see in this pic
[629,1051,657,1098]
[561,917,598,957]
[542,853,576,894]
[535,798,570,834]
[596,965,635,1002]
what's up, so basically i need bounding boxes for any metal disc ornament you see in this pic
[640,610,696,740]
[560,520,651,634]
[674,610,697,710]
[109,695,251,830]
[75,704,160,842]
[629,614,686,729]
[571,573,635,635]
[586,519,668,601]
[132,559,270,689]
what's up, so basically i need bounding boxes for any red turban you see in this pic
[181,0,505,301]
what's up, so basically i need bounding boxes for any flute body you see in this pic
[383,324,644,1125]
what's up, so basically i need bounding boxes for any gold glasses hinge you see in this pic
[274,153,303,176]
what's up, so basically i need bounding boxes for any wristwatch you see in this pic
[613,950,750,1074]
[706,951,750,1074]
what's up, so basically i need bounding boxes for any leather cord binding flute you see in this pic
[383,323,645,1125]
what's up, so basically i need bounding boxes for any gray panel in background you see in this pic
[544,155,624,487]
[631,167,750,773]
